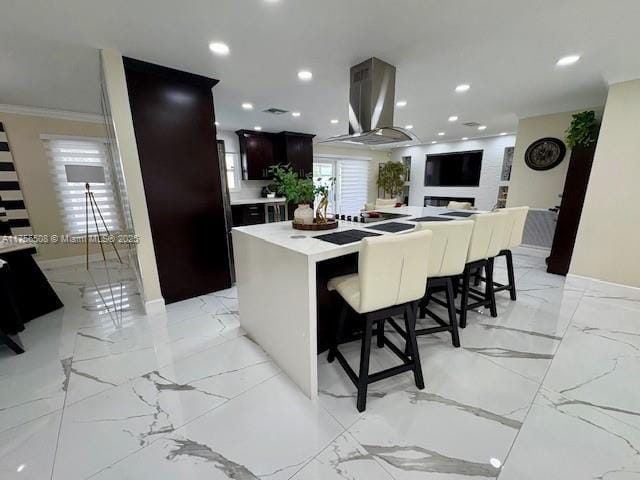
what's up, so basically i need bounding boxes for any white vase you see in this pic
[294,204,314,225]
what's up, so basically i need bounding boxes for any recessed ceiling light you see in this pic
[404,144,411,147]
[499,132,508,136]
[431,141,437,144]
[254,126,262,131]
[556,55,581,66]
[396,100,407,107]
[214,121,220,126]
[291,112,301,117]
[438,132,445,136]
[455,84,471,93]
[298,70,313,81]
[208,42,230,56]
[462,137,468,140]
[477,125,487,131]
[405,125,414,130]
[242,102,253,110]
[448,116,458,122]
[330,119,339,124]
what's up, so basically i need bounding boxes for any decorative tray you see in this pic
[292,219,339,231]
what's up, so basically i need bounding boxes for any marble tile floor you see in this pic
[1,248,639,479]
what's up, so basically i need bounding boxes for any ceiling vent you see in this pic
[463,121,482,127]
[263,108,289,115]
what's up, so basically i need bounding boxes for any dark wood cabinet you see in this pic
[279,132,315,178]
[124,57,232,303]
[231,203,266,226]
[237,130,276,180]
[237,130,315,180]
[547,143,597,276]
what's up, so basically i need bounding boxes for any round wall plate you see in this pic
[524,137,567,171]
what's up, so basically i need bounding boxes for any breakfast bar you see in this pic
[232,206,476,398]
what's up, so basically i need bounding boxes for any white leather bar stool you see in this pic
[455,211,509,328]
[493,207,529,300]
[326,229,433,412]
[395,220,474,347]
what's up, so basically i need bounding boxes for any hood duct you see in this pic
[321,57,417,146]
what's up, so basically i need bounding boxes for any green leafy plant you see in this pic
[377,161,407,198]
[565,110,599,149]
[269,164,316,205]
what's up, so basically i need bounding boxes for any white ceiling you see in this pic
[2,0,639,145]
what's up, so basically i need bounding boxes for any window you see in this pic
[313,162,337,214]
[44,137,124,236]
[225,152,240,191]
[314,156,370,215]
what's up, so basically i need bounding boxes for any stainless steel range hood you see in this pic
[321,57,417,146]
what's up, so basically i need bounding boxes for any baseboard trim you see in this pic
[567,273,640,292]
[144,298,166,315]
[37,251,120,269]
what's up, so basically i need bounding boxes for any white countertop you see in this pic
[230,197,287,206]
[232,206,481,262]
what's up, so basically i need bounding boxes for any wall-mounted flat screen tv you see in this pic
[425,150,483,187]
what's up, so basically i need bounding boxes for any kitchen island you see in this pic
[232,206,477,399]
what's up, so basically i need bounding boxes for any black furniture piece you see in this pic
[0,260,25,354]
[124,57,232,303]
[0,245,63,323]
[328,300,424,412]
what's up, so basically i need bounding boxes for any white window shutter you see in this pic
[45,138,124,236]
[337,159,370,214]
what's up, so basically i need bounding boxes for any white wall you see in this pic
[507,110,600,209]
[570,80,640,288]
[100,48,164,313]
[391,135,515,210]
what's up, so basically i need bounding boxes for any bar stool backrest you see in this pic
[467,211,509,263]
[416,220,474,277]
[498,207,530,250]
[358,230,432,313]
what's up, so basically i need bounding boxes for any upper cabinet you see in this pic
[279,131,315,179]
[237,130,276,180]
[236,130,315,180]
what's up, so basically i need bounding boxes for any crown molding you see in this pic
[0,103,104,124]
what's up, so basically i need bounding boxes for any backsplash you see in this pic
[229,180,272,201]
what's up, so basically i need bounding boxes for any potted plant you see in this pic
[269,165,315,224]
[565,110,599,149]
[377,161,407,202]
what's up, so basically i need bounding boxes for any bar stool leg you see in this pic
[404,302,425,390]
[505,250,517,301]
[356,318,374,412]
[459,268,471,328]
[485,258,498,317]
[445,277,460,347]
[328,303,348,363]
[376,319,384,348]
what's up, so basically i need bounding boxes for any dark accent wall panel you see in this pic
[0,124,33,235]
[123,57,231,303]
